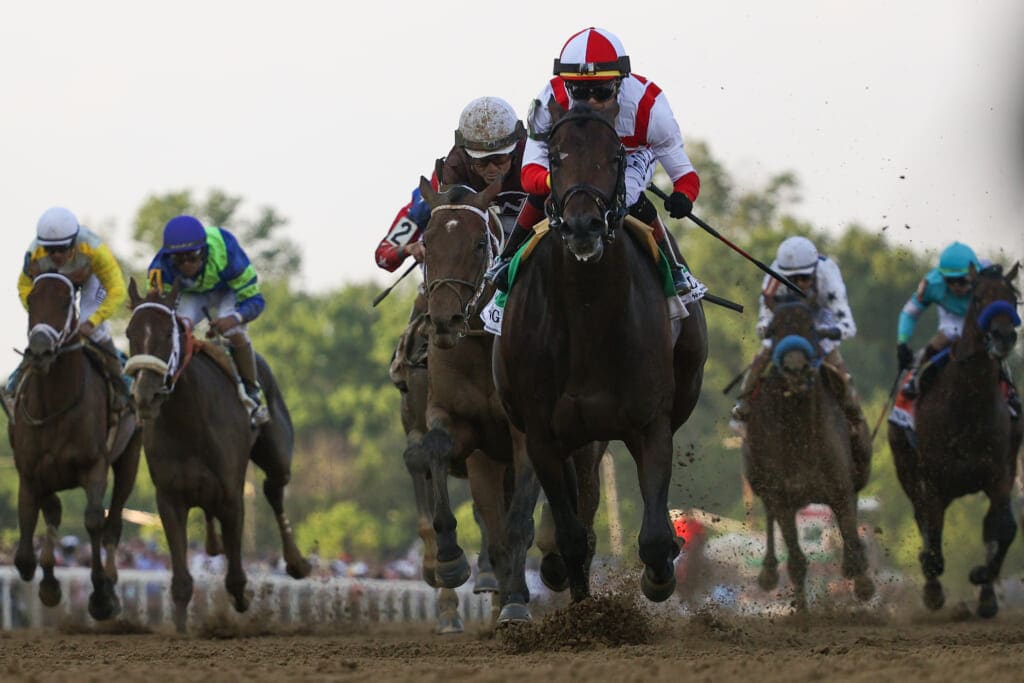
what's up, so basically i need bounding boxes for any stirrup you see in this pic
[486,257,512,292]
[730,401,748,422]
[250,404,271,426]
[672,268,692,296]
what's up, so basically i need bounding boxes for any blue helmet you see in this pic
[938,241,979,278]
[162,215,207,253]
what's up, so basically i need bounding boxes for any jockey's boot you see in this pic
[0,366,19,421]
[231,340,270,426]
[96,337,131,412]
[729,348,773,431]
[484,222,533,292]
[651,216,692,296]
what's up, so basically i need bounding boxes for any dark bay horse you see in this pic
[10,272,142,620]
[403,177,552,624]
[493,100,709,602]
[889,262,1022,617]
[125,278,310,632]
[743,298,875,610]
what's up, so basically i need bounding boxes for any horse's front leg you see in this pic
[625,419,678,602]
[529,433,589,602]
[422,409,469,587]
[156,490,193,633]
[82,462,120,621]
[219,495,250,615]
[776,509,808,612]
[104,428,142,585]
[831,496,875,601]
[403,432,439,587]
[970,487,1017,618]
[758,506,779,591]
[913,490,947,611]
[37,493,63,608]
[465,451,516,623]
[14,481,43,584]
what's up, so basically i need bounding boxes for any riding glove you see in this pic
[665,192,693,219]
[897,343,914,371]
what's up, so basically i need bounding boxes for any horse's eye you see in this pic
[476,239,486,251]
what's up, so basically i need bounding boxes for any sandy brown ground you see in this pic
[2,596,1024,683]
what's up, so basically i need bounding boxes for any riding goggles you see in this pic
[566,81,618,103]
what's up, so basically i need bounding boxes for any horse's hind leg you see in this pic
[104,428,142,585]
[156,491,193,633]
[219,498,251,614]
[758,508,779,591]
[776,510,808,612]
[83,462,119,621]
[204,512,223,557]
[472,503,499,594]
[251,434,311,579]
[37,493,63,608]
[970,491,1017,618]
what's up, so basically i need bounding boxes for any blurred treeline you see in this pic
[1,142,1021,588]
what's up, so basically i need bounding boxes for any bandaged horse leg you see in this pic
[224,326,270,425]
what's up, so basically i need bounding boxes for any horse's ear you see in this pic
[547,95,566,123]
[480,177,502,208]
[969,261,978,278]
[419,176,439,209]
[128,277,141,308]
[434,157,445,185]
[1006,261,1020,283]
[168,276,182,305]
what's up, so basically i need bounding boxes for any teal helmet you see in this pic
[938,241,979,277]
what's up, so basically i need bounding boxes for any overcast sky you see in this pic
[2,1,1022,370]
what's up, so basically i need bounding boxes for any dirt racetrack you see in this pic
[3,594,1024,683]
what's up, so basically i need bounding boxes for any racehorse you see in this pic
[889,262,1022,617]
[10,272,142,620]
[404,176,551,624]
[493,99,709,602]
[125,278,310,632]
[743,297,875,611]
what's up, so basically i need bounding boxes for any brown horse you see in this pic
[124,278,310,632]
[10,272,142,620]
[404,177,554,624]
[493,100,709,602]
[743,298,875,610]
[889,262,1022,617]
[394,315,499,633]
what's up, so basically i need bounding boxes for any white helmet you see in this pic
[455,97,524,158]
[776,236,819,276]
[36,207,80,247]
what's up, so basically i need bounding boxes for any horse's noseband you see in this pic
[546,111,627,241]
[124,301,183,393]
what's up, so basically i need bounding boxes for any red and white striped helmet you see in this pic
[554,27,631,81]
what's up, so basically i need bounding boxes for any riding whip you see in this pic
[647,184,806,298]
[372,262,418,308]
[870,370,903,442]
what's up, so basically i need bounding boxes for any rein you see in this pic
[423,199,501,334]
[124,301,184,393]
[546,110,627,238]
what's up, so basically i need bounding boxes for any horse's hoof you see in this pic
[923,580,945,611]
[968,565,992,586]
[173,606,189,634]
[473,570,499,594]
[435,610,464,635]
[38,577,62,607]
[758,566,779,592]
[15,559,36,583]
[977,585,998,619]
[497,602,532,625]
[232,590,252,614]
[853,574,876,602]
[540,553,569,592]
[287,558,312,580]
[435,552,471,588]
[641,567,676,603]
[88,592,121,622]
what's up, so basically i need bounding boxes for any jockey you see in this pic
[375,96,529,274]
[148,215,270,426]
[12,206,129,409]
[731,236,870,460]
[485,27,701,296]
[897,241,980,398]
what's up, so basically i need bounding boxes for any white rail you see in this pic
[0,566,492,630]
